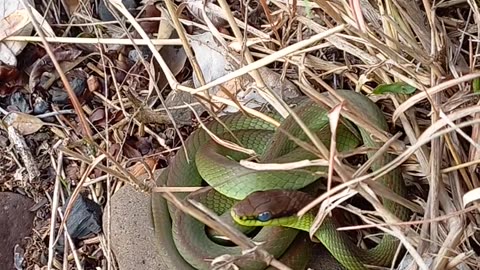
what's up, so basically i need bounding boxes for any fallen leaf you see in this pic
[139,3,162,34]
[128,157,158,177]
[373,82,416,95]
[0,65,21,97]
[0,0,55,66]
[189,32,236,88]
[463,187,480,207]
[189,32,299,113]
[153,41,187,92]
[50,126,67,138]
[0,42,18,66]
[186,0,228,28]
[28,46,83,92]
[3,111,45,135]
[63,0,79,16]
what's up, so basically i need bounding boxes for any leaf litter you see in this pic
[0,0,479,269]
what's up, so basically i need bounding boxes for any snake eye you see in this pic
[257,211,272,222]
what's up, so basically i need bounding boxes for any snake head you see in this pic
[231,189,314,227]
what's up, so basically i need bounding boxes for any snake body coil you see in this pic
[152,90,409,270]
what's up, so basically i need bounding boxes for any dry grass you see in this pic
[8,0,480,269]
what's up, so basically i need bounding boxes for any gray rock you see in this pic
[103,173,167,270]
[0,192,35,270]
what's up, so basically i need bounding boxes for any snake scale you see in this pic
[151,90,409,270]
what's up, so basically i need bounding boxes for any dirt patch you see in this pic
[0,192,35,270]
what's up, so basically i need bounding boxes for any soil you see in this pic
[0,192,35,270]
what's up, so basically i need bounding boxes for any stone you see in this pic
[0,192,35,270]
[103,171,167,270]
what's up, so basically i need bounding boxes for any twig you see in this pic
[188,25,346,94]
[6,126,40,182]
[3,36,182,45]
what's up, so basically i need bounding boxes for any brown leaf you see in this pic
[89,108,106,128]
[29,46,82,92]
[128,157,159,177]
[154,43,187,91]
[0,65,20,97]
[124,136,154,157]
[65,162,80,184]
[87,75,100,92]
[139,4,162,34]
[63,0,80,16]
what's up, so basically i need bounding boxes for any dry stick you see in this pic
[47,147,63,270]
[61,145,197,193]
[439,134,479,268]
[446,252,475,270]
[299,115,480,218]
[54,154,110,252]
[338,204,477,232]
[91,92,168,147]
[427,93,442,254]
[216,0,289,118]
[6,126,40,181]
[58,147,128,181]
[20,0,93,140]
[163,0,219,118]
[107,0,188,161]
[442,158,480,173]
[431,185,465,270]
[389,95,432,264]
[3,36,182,45]
[108,0,177,88]
[187,25,346,94]
[357,188,428,270]
[158,188,291,270]
[296,16,426,88]
[208,95,281,127]
[420,4,444,258]
[392,72,480,121]
[57,209,83,270]
[164,0,206,87]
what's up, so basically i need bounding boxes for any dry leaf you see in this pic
[3,112,45,135]
[63,0,80,16]
[463,187,480,208]
[185,0,228,28]
[189,32,236,88]
[189,32,299,113]
[152,42,187,92]
[50,126,67,138]
[128,157,158,177]
[0,0,55,66]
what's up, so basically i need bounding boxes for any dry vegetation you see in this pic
[3,0,480,269]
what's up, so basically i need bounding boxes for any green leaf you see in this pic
[473,78,480,93]
[373,82,416,95]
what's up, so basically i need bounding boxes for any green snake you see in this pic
[151,90,409,270]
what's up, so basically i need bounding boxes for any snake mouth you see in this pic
[230,209,257,225]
